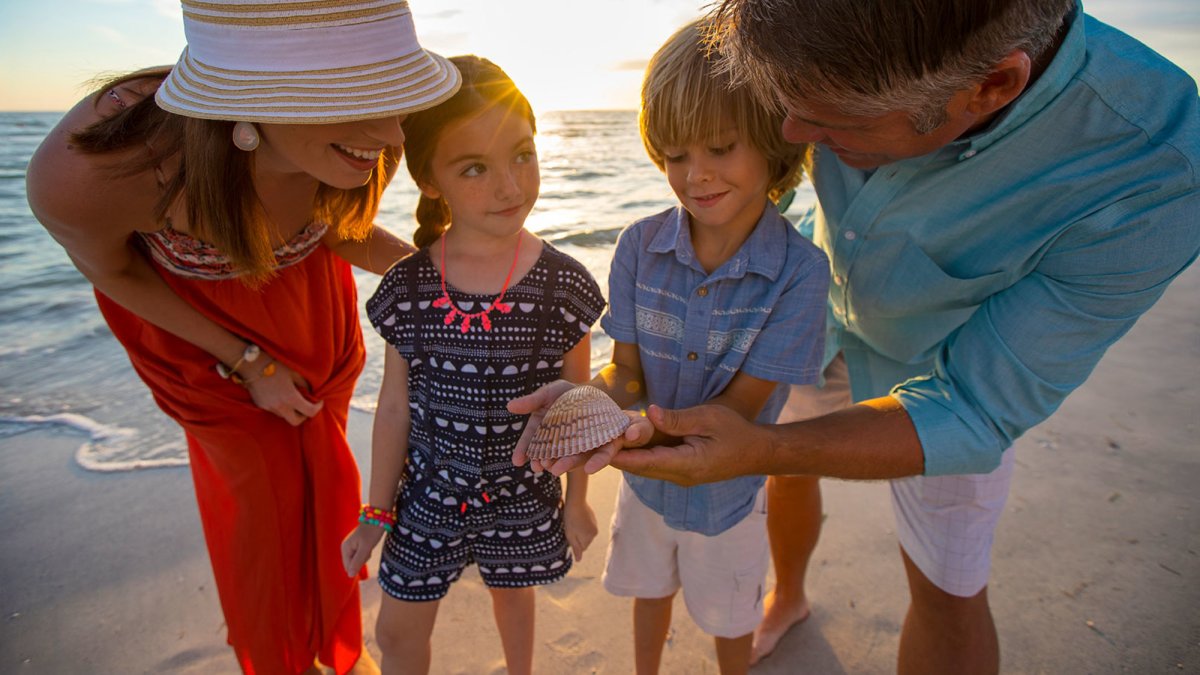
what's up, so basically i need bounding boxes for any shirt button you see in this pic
[697,286,708,297]
[833,274,844,286]
[833,306,845,317]
[844,230,857,241]
[960,149,977,160]
[687,352,698,361]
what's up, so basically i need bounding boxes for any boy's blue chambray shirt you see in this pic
[799,4,1200,477]
[602,203,829,535]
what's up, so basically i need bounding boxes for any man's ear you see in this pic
[967,49,1033,117]
[418,181,441,200]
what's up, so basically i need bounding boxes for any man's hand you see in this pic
[610,404,771,486]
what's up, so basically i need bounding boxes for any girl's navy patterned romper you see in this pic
[366,242,605,601]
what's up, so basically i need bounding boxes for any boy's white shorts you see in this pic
[602,477,769,639]
[780,354,1015,598]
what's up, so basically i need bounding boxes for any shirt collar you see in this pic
[647,203,789,281]
[953,2,1086,159]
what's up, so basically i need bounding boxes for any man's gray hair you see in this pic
[710,0,1075,133]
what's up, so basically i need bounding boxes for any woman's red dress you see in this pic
[95,226,367,675]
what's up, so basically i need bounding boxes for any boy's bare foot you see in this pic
[750,591,810,665]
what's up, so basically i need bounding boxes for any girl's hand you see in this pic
[341,523,386,577]
[243,358,324,426]
[562,499,598,562]
[507,379,577,471]
[539,411,655,476]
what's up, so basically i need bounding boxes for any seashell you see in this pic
[525,385,631,460]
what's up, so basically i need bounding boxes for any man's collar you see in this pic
[953,2,1086,158]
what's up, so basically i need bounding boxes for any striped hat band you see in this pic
[155,0,461,123]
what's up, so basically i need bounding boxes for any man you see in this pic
[511,1,1198,672]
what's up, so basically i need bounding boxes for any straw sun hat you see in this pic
[155,0,461,124]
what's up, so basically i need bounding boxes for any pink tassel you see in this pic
[480,314,492,331]
[494,302,512,314]
[443,310,456,325]
[460,316,471,333]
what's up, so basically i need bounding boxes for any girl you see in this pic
[25,2,458,673]
[341,56,605,675]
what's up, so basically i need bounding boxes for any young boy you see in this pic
[592,18,828,674]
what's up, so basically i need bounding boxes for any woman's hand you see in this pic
[341,523,386,577]
[243,358,324,426]
[562,498,598,562]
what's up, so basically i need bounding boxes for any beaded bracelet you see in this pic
[359,504,397,533]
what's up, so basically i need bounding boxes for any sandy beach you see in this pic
[2,260,1197,674]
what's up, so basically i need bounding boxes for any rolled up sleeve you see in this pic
[895,188,1200,476]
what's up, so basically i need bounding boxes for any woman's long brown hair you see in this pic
[71,68,401,283]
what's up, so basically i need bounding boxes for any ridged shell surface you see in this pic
[526,385,631,459]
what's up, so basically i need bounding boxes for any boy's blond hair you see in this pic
[640,17,806,203]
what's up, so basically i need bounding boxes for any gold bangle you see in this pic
[216,343,261,379]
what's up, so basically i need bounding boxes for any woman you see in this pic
[25,2,459,673]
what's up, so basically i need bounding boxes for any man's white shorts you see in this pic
[780,354,1015,598]
[602,478,769,638]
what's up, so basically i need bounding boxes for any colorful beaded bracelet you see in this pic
[359,504,397,533]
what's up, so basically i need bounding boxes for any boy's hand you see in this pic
[538,411,654,476]
[508,379,577,472]
[563,499,599,562]
[340,524,386,577]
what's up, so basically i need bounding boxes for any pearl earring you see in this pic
[231,121,260,151]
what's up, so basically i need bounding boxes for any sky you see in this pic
[1,0,1197,113]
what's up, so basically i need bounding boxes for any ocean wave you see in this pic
[548,228,622,247]
[0,413,188,472]
[559,171,624,182]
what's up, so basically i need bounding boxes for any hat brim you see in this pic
[155,48,461,124]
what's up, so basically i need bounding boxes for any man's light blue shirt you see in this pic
[799,5,1200,476]
[603,204,829,535]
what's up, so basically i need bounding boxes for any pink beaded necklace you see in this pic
[432,231,523,333]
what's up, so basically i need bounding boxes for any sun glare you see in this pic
[412,0,702,112]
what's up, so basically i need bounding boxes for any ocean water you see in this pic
[0,110,814,471]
